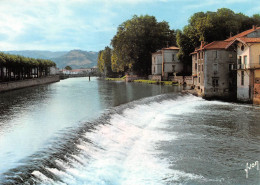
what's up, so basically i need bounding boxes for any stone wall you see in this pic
[148,75,161,81]
[172,76,193,85]
[0,75,60,93]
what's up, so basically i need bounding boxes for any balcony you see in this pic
[231,64,237,70]
[237,64,246,70]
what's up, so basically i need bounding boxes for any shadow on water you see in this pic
[0,85,52,132]
[97,79,182,107]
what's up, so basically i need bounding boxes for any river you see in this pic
[0,77,259,184]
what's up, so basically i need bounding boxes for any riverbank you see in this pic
[0,75,60,93]
[105,77,178,86]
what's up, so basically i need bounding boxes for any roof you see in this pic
[152,50,162,55]
[203,41,230,50]
[225,37,260,49]
[162,46,179,50]
[190,41,229,55]
[225,27,260,41]
[236,37,260,43]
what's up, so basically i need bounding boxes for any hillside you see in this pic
[52,50,98,69]
[2,50,98,69]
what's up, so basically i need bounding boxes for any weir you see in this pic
[0,78,259,184]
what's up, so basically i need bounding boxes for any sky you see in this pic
[0,0,259,52]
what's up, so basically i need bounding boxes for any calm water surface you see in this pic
[0,77,259,184]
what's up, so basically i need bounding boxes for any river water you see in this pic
[0,77,259,185]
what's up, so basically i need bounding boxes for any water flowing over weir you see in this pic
[2,94,201,184]
[0,78,260,184]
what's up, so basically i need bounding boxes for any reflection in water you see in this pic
[97,80,181,107]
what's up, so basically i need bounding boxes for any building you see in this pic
[151,46,183,81]
[225,26,260,103]
[191,41,237,99]
[60,67,98,75]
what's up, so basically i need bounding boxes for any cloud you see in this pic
[0,0,257,51]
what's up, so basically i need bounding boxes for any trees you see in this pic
[0,52,56,82]
[177,8,260,74]
[65,66,72,70]
[97,46,115,77]
[111,15,176,75]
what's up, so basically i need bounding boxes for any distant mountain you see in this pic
[51,50,98,69]
[2,50,98,69]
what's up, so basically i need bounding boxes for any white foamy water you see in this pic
[34,95,207,185]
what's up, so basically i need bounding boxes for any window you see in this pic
[202,64,203,71]
[198,65,200,71]
[213,63,218,73]
[229,54,233,58]
[199,77,200,83]
[212,78,219,87]
[215,51,218,59]
[172,54,175,62]
[201,52,204,59]
[195,63,197,70]
[172,65,175,72]
[198,53,200,59]
[241,71,244,86]
[238,56,242,64]
[154,66,155,73]
[244,55,247,65]
[229,64,233,71]
[241,45,244,51]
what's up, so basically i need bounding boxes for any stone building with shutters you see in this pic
[191,41,237,99]
[151,46,183,81]
[225,26,260,103]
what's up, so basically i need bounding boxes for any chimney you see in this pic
[253,25,256,30]
[201,41,205,48]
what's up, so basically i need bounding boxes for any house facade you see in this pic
[191,41,237,99]
[151,51,162,76]
[151,46,183,81]
[225,26,260,103]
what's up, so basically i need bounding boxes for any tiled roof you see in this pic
[152,51,162,55]
[225,27,260,41]
[236,37,260,43]
[225,37,260,49]
[190,41,229,55]
[162,46,179,50]
[203,41,230,49]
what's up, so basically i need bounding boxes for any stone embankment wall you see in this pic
[0,75,60,93]
[172,76,193,85]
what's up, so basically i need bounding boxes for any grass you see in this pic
[105,77,178,86]
[133,79,178,85]
[105,75,126,81]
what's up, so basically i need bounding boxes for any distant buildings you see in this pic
[190,26,260,104]
[60,67,98,75]
[151,46,183,81]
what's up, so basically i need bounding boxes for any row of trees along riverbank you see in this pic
[0,52,56,82]
[98,8,260,78]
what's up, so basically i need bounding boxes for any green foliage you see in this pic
[65,65,72,70]
[97,46,115,77]
[177,8,260,72]
[0,52,56,81]
[134,79,178,85]
[0,52,56,67]
[111,15,176,75]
